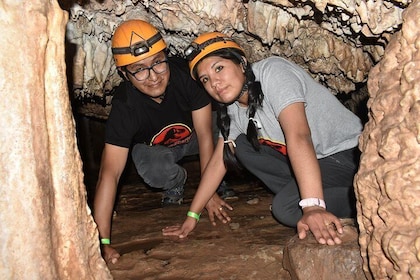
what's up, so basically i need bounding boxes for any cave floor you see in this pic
[97,159,296,279]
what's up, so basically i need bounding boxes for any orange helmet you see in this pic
[111,20,167,67]
[184,32,245,79]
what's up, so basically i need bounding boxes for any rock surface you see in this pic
[354,0,420,278]
[95,160,365,279]
[0,1,110,279]
[64,0,410,118]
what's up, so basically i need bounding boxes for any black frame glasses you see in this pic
[124,60,169,81]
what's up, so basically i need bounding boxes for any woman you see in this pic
[163,32,362,245]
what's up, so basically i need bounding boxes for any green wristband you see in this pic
[187,211,201,222]
[100,238,111,245]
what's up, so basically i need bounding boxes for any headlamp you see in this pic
[184,36,236,61]
[112,32,163,57]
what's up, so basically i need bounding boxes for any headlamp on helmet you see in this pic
[184,36,236,62]
[111,20,167,67]
[112,32,163,57]
[184,32,245,79]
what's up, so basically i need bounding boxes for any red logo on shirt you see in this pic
[259,138,287,155]
[151,124,192,147]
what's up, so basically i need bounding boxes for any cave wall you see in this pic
[64,0,420,279]
[1,0,417,278]
[355,0,420,277]
[0,1,111,279]
[66,0,410,118]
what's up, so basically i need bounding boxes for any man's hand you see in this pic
[297,207,343,245]
[162,217,197,238]
[205,193,233,226]
[102,245,121,264]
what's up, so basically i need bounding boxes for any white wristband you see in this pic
[299,198,326,209]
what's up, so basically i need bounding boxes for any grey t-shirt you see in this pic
[227,56,362,159]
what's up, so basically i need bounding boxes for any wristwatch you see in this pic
[299,198,326,209]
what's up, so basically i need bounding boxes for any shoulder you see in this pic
[111,81,132,104]
[252,56,307,85]
[252,56,298,74]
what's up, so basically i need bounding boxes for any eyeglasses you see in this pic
[125,60,169,81]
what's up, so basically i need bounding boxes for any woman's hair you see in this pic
[200,48,264,171]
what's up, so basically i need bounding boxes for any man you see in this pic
[93,19,232,264]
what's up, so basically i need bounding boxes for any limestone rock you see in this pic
[65,0,412,111]
[0,1,111,278]
[283,219,366,280]
[354,0,420,278]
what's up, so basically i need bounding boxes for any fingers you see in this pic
[162,225,190,238]
[223,202,234,211]
[314,220,343,245]
[298,210,344,245]
[162,227,189,238]
[109,255,119,264]
[297,222,309,240]
[102,245,121,264]
[214,205,232,224]
[325,219,343,245]
[162,219,196,238]
[161,225,182,235]
[207,201,234,226]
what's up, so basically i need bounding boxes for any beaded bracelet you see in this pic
[187,211,201,222]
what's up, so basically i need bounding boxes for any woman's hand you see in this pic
[101,245,121,264]
[297,206,344,245]
[162,217,198,238]
[205,194,233,226]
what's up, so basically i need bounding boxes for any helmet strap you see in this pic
[236,82,248,101]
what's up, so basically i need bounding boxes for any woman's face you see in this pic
[196,56,246,104]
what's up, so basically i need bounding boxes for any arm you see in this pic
[93,143,129,263]
[191,103,214,175]
[162,138,232,237]
[191,104,232,223]
[278,103,343,245]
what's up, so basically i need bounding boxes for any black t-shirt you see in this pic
[105,56,210,148]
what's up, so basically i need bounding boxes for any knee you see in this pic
[132,145,174,169]
[271,195,300,228]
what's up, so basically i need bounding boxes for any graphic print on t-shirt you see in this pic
[150,123,192,147]
[259,138,287,155]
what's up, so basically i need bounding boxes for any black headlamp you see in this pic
[112,32,163,57]
[184,36,235,61]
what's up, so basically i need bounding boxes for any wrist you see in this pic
[100,238,111,245]
[299,198,326,209]
[187,210,201,222]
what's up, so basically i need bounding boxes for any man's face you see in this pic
[122,51,170,99]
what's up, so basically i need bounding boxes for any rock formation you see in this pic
[1,0,419,278]
[65,0,410,118]
[0,1,111,278]
[355,0,420,278]
[64,0,420,278]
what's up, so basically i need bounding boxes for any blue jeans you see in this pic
[234,134,359,227]
[131,132,199,191]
